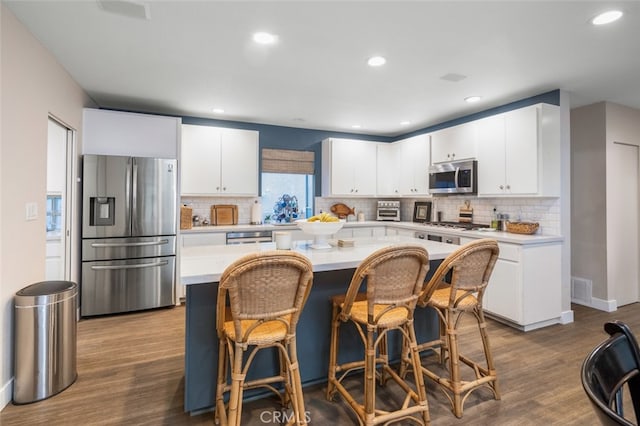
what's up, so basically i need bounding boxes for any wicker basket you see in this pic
[180,205,193,230]
[505,221,539,235]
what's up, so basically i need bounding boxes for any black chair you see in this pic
[581,321,640,425]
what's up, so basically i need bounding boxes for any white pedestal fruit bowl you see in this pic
[295,218,345,249]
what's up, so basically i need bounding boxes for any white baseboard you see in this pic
[1,378,13,410]
[560,310,574,324]
[572,296,617,312]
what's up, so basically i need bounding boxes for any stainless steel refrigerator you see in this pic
[81,154,177,316]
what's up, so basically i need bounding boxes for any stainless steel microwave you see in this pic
[429,159,477,195]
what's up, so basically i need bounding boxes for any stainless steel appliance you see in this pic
[377,200,401,221]
[415,220,490,244]
[429,159,477,195]
[81,155,177,317]
[226,230,273,244]
[415,231,460,245]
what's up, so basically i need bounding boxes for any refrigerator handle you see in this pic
[125,157,133,234]
[131,157,138,235]
[90,239,169,248]
[90,260,169,271]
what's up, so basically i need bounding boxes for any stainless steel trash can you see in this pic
[13,281,78,404]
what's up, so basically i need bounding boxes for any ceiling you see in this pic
[5,1,640,137]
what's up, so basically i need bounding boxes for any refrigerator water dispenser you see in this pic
[90,197,115,226]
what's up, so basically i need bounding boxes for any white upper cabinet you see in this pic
[181,124,258,196]
[396,134,430,195]
[476,103,560,197]
[83,108,180,158]
[322,138,377,196]
[376,142,400,197]
[430,122,477,164]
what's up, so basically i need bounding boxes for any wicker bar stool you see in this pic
[215,251,313,426]
[402,238,500,418]
[326,244,431,426]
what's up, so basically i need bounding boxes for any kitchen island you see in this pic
[180,236,458,414]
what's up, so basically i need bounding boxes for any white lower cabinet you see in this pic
[385,227,416,237]
[182,232,227,247]
[460,237,562,331]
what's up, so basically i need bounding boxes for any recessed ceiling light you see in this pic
[400,121,411,126]
[367,56,386,67]
[253,32,278,44]
[591,10,623,25]
[352,124,362,129]
[212,108,225,114]
[465,96,482,103]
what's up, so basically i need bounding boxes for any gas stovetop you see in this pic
[425,221,490,231]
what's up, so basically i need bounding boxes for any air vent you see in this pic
[571,277,593,305]
[440,73,467,82]
[97,0,151,20]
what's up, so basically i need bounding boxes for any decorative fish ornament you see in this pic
[330,203,355,219]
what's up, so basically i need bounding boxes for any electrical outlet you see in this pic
[25,202,38,221]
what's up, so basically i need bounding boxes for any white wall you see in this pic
[0,5,95,408]
[571,102,640,308]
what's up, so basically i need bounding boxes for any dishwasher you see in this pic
[226,230,273,244]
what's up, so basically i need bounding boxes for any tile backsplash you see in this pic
[181,196,560,235]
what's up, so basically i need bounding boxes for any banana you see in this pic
[306,213,339,222]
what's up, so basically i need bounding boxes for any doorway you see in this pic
[46,117,74,280]
[610,141,639,306]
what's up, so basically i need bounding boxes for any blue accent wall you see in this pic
[109,89,560,196]
[397,89,560,139]
[181,116,393,196]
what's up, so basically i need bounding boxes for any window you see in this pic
[261,173,314,223]
[46,194,63,233]
[260,148,315,223]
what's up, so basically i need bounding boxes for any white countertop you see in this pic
[181,220,563,245]
[180,235,459,285]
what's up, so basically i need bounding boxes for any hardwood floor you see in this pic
[1,303,635,425]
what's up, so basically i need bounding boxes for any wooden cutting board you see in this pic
[458,200,473,223]
[210,204,238,226]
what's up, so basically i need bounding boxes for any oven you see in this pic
[414,231,460,245]
[377,200,401,221]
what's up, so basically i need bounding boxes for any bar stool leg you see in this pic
[288,337,308,425]
[446,312,463,418]
[227,343,246,426]
[407,322,431,425]
[378,332,389,385]
[326,301,340,401]
[215,338,229,425]
[364,325,376,425]
[477,308,501,399]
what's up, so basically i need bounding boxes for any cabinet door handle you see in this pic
[499,185,504,190]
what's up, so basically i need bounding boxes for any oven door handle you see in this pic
[454,167,460,190]
[90,260,169,271]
